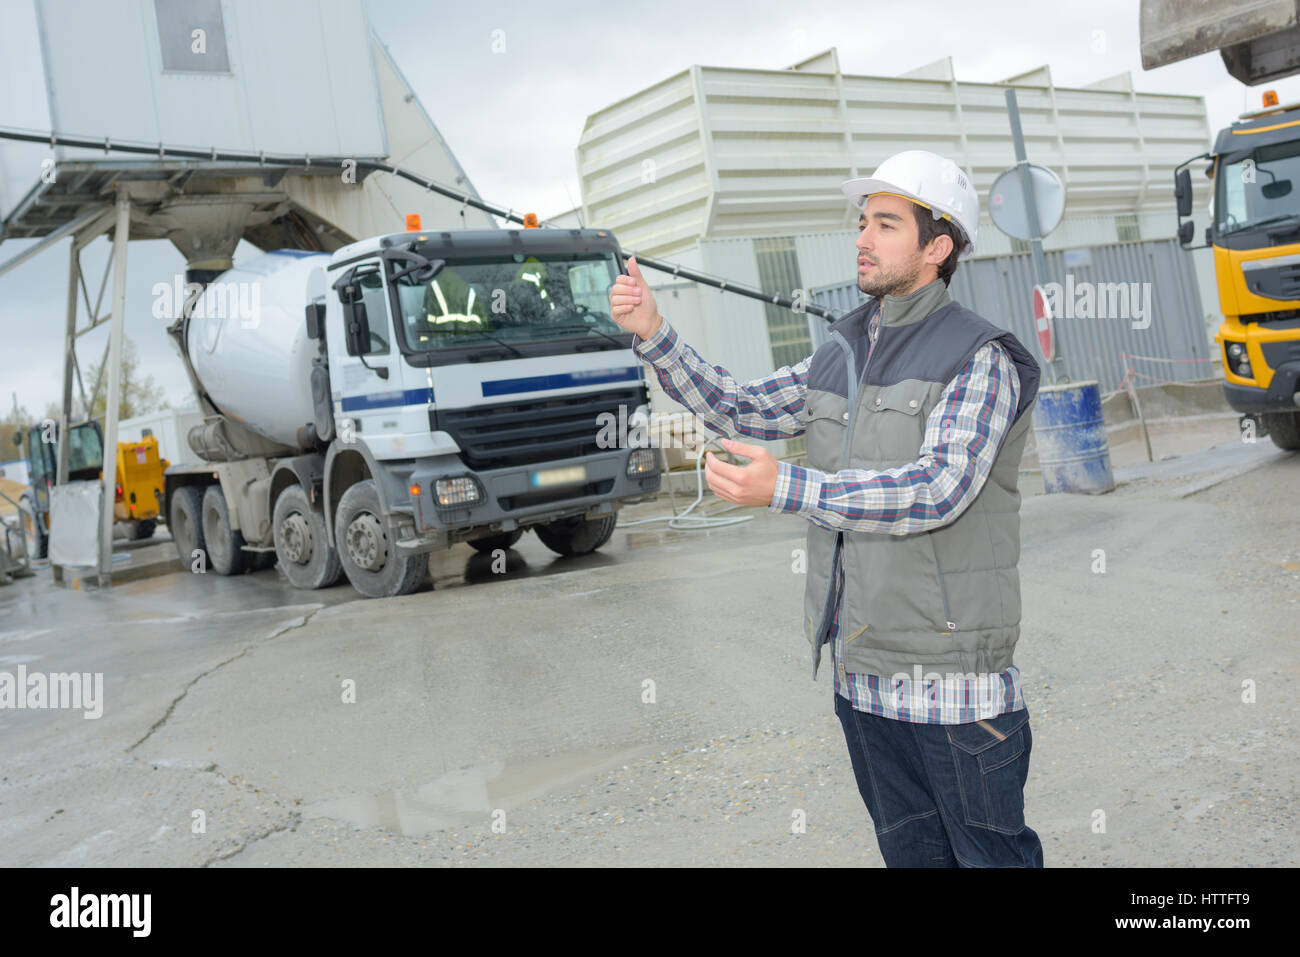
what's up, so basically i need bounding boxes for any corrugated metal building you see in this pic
[569,47,1220,461]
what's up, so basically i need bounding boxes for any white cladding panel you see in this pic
[2,0,386,222]
[578,53,1214,258]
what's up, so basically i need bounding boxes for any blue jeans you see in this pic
[834,693,1044,867]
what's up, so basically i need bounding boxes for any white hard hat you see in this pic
[840,150,979,260]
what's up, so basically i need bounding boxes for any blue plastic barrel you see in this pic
[1030,380,1115,494]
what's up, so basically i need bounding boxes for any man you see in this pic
[608,149,1044,868]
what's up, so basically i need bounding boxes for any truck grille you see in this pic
[435,386,645,471]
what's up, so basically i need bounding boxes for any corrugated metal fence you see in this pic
[809,238,1212,394]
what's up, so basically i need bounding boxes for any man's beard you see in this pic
[858,254,923,298]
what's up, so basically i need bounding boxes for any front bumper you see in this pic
[1223,359,1300,413]
[407,447,660,541]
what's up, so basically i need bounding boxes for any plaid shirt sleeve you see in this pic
[631,317,809,440]
[769,339,1020,534]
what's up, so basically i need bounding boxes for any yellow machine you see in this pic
[113,433,170,535]
[1174,94,1300,450]
[12,421,169,559]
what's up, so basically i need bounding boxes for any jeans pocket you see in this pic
[944,710,1030,835]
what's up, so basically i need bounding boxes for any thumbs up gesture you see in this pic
[609,256,662,340]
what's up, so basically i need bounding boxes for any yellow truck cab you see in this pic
[1176,96,1300,450]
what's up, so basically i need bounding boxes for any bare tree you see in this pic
[83,337,171,421]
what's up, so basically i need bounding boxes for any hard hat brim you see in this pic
[840,177,927,212]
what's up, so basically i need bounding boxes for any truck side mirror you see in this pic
[1175,168,1193,218]
[1178,220,1195,246]
[343,299,371,357]
[332,268,373,357]
[12,432,21,447]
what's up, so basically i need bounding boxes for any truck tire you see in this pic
[335,479,428,598]
[18,493,47,560]
[1263,410,1300,451]
[468,528,524,553]
[534,513,618,557]
[272,484,343,589]
[169,486,206,571]
[201,485,246,575]
[127,519,157,541]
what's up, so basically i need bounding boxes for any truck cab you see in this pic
[1175,99,1300,450]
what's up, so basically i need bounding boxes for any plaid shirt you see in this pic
[632,306,1027,723]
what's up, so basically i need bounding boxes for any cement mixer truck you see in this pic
[163,225,660,598]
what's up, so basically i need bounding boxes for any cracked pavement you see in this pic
[0,439,1296,866]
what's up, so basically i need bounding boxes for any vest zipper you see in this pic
[813,307,878,660]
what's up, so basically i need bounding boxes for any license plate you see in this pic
[529,464,586,488]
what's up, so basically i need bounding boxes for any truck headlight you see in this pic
[434,476,483,507]
[626,448,657,477]
[1224,341,1252,378]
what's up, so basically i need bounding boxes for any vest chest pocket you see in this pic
[861,383,931,458]
[804,393,850,472]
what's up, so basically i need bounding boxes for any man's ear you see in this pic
[925,233,954,265]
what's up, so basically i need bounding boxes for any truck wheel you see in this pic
[335,479,428,598]
[272,484,343,589]
[201,485,246,575]
[169,486,206,570]
[1263,410,1300,451]
[128,519,157,541]
[534,513,618,556]
[468,528,524,553]
[18,493,47,560]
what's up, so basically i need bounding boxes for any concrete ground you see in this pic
[0,425,1295,867]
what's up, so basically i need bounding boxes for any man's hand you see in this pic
[608,256,662,340]
[703,438,779,507]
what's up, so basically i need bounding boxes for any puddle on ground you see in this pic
[302,743,650,837]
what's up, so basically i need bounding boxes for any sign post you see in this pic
[995,88,1066,383]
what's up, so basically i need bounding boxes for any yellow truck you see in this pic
[1174,97,1300,451]
[1142,0,1300,449]
[11,421,169,559]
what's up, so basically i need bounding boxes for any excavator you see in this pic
[10,420,169,560]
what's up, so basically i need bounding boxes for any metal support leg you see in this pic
[98,191,130,587]
[52,241,81,585]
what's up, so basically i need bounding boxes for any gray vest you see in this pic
[802,279,1041,681]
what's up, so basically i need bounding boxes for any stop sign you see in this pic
[1033,285,1055,362]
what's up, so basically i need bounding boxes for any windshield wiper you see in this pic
[458,332,524,360]
[540,325,631,349]
[1224,212,1300,235]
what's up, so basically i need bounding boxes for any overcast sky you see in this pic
[4,0,1299,429]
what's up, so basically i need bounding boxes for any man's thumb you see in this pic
[627,256,642,281]
[721,437,759,458]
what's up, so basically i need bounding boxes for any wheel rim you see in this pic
[345,512,386,571]
[279,511,312,564]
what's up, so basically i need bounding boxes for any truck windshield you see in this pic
[391,252,627,352]
[1217,141,1300,236]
